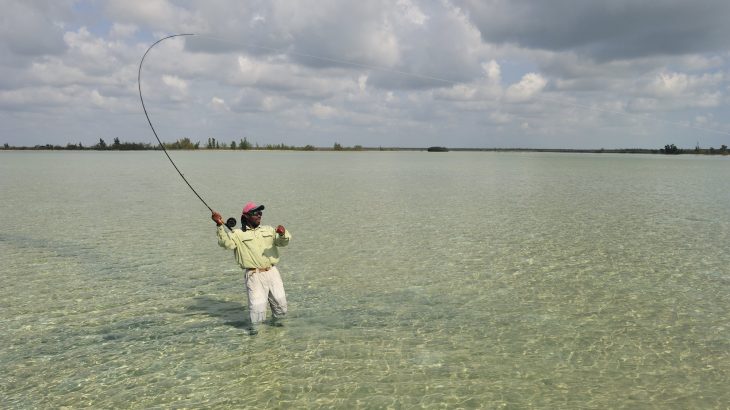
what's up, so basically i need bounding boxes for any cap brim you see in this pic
[243,204,265,214]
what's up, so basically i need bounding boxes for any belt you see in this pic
[246,266,272,273]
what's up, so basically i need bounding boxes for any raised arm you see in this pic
[212,211,237,250]
[274,225,291,247]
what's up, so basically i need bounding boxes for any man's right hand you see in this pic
[211,211,223,226]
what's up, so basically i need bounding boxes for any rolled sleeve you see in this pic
[274,230,291,247]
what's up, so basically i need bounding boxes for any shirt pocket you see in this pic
[261,231,274,246]
[240,231,255,242]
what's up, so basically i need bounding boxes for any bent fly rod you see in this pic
[137,33,210,210]
[138,33,237,230]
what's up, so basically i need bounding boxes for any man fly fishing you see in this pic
[139,36,294,336]
[211,202,291,335]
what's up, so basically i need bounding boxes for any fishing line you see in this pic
[137,33,216,213]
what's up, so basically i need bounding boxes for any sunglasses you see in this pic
[246,211,262,217]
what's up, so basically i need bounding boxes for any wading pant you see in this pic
[245,266,287,326]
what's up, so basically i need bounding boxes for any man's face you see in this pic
[243,210,262,228]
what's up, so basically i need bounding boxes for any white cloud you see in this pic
[63,27,126,74]
[251,14,265,24]
[311,102,337,119]
[109,23,138,39]
[161,75,187,90]
[209,96,229,112]
[261,96,286,112]
[161,75,188,100]
[434,84,477,101]
[693,92,722,108]
[482,60,501,84]
[89,89,106,107]
[236,56,263,85]
[647,71,723,96]
[397,0,428,25]
[363,24,401,68]
[0,1,67,57]
[30,59,87,86]
[506,73,547,102]
[638,71,724,110]
[358,75,368,91]
[106,0,208,33]
[680,55,724,71]
[627,97,658,113]
[488,111,511,124]
[650,72,690,96]
[0,86,71,108]
[0,84,126,113]
[695,114,710,124]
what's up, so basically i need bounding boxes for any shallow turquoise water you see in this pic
[1,151,729,408]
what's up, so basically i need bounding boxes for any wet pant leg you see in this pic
[245,267,288,327]
[245,271,268,326]
[266,266,288,320]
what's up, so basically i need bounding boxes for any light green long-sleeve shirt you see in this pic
[217,225,291,269]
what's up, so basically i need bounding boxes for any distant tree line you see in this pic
[2,138,160,151]
[1,137,366,151]
[163,138,198,150]
[692,143,728,155]
[2,137,328,151]
[333,142,364,151]
[660,144,682,154]
[660,143,728,155]
[3,140,728,154]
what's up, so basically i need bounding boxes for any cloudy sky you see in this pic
[2,0,730,149]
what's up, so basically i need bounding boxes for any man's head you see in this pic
[241,201,265,228]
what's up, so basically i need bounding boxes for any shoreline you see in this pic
[2,147,728,155]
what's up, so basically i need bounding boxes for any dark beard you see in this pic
[242,220,260,231]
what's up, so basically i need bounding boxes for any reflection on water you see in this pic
[1,151,729,407]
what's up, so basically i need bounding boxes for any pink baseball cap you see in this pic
[242,201,265,215]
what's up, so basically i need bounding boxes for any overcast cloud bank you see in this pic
[1,0,729,149]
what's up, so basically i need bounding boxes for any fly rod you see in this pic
[138,33,240,231]
[137,33,214,213]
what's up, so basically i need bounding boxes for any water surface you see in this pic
[1,151,729,408]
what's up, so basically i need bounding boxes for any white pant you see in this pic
[245,266,287,325]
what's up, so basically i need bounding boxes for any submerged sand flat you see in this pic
[1,151,729,408]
